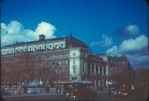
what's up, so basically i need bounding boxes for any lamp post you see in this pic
[55,62,59,94]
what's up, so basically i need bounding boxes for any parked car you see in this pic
[114,84,131,98]
[3,81,17,87]
[63,80,97,100]
[28,80,39,87]
[28,80,46,87]
[108,84,120,96]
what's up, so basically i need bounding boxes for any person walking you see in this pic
[18,84,21,95]
[1,86,5,95]
[46,84,49,93]
[59,85,61,94]
[47,84,49,93]
[24,84,28,95]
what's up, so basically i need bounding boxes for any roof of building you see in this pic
[2,34,88,48]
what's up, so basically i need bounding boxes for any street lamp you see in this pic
[20,67,22,85]
[55,62,59,94]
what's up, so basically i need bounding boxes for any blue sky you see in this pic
[1,0,148,70]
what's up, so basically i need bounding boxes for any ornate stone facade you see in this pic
[1,34,107,87]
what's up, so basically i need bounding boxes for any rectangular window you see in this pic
[73,53,75,56]
[73,60,76,64]
[73,67,76,73]
[66,68,68,73]
[66,61,68,64]
[59,61,61,65]
[47,56,49,58]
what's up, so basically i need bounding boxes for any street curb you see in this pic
[2,93,62,98]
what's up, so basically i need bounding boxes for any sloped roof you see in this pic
[2,34,88,48]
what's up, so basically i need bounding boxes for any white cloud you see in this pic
[125,24,140,35]
[1,21,57,46]
[7,21,23,34]
[35,22,56,39]
[91,34,113,47]
[106,35,149,69]
[114,24,140,37]
[126,54,149,67]
[119,35,147,52]
[1,23,7,36]
[106,45,121,57]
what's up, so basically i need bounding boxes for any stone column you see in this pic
[98,65,100,74]
[83,62,85,74]
[90,64,92,75]
[98,80,100,88]
[102,66,104,76]
[94,80,96,87]
[106,65,108,76]
[94,64,96,75]
[85,62,87,74]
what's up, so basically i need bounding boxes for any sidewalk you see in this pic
[2,92,62,98]
[97,90,108,93]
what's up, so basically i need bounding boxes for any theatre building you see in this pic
[1,34,107,87]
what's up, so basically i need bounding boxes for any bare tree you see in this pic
[1,51,45,84]
[135,67,149,83]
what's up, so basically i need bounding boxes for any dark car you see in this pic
[63,80,97,100]
[108,84,120,96]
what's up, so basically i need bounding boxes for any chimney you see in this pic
[39,34,46,41]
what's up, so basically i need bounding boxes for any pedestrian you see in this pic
[24,84,28,94]
[59,85,61,94]
[91,86,97,99]
[98,85,100,91]
[45,84,47,93]
[47,84,50,93]
[18,84,21,95]
[1,86,4,95]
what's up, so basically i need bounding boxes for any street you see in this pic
[97,90,132,101]
[2,90,134,101]
[2,93,63,101]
